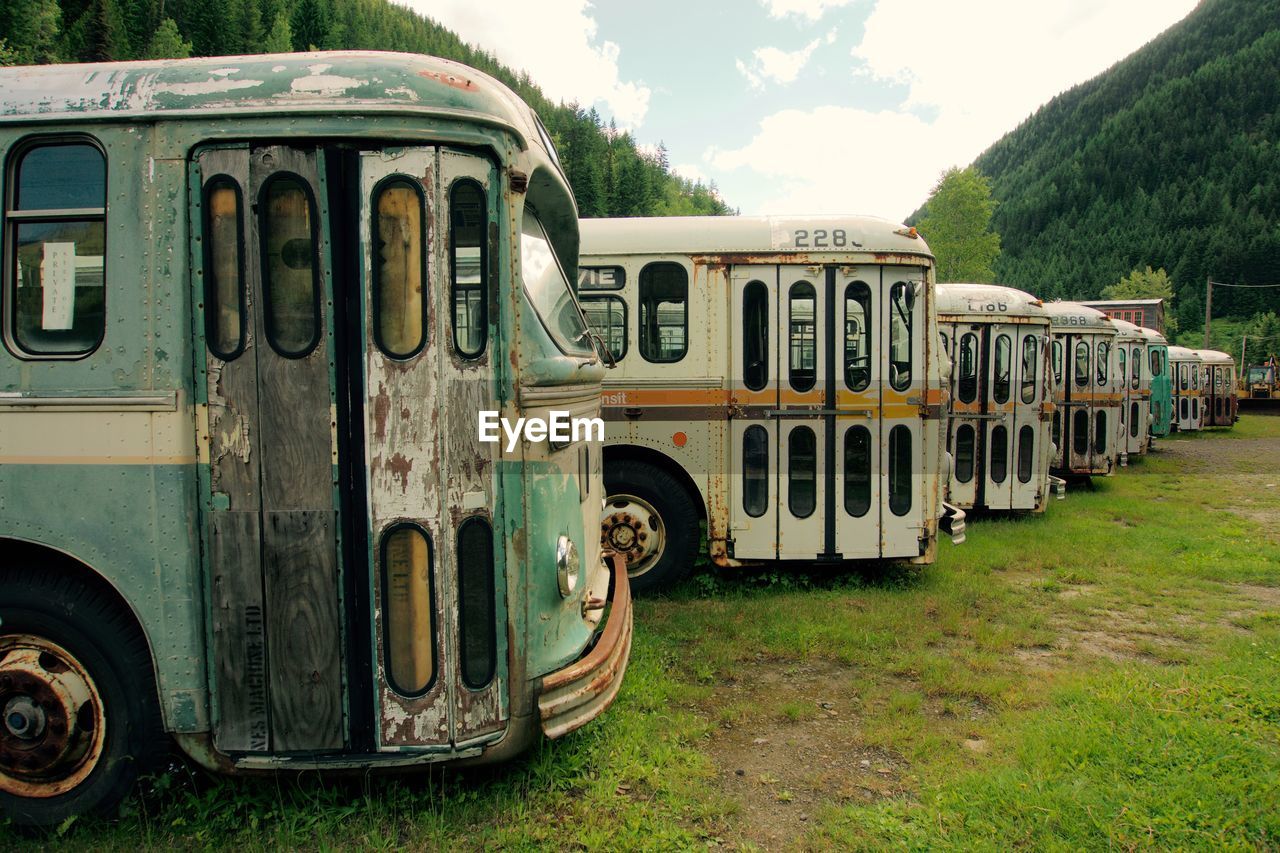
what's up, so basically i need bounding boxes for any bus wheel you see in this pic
[0,569,164,829]
[602,461,699,594]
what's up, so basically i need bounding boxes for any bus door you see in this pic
[197,145,345,753]
[359,147,507,749]
[1009,326,1042,509]
[1062,333,1089,472]
[879,268,926,557]
[728,266,780,559]
[982,324,1016,508]
[833,266,881,559]
[946,325,982,509]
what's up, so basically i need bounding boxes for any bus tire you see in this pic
[602,460,699,595]
[0,567,165,829]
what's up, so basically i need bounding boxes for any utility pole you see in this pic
[1203,275,1213,349]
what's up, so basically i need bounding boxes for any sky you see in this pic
[396,0,1199,221]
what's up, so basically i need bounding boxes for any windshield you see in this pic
[1248,367,1273,383]
[521,210,593,356]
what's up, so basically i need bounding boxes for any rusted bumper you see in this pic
[940,501,966,545]
[537,553,633,739]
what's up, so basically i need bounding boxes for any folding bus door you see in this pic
[729,265,780,560]
[879,267,926,557]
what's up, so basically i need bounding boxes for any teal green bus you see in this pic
[1144,328,1172,439]
[0,53,630,827]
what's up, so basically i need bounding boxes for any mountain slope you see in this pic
[928,0,1280,329]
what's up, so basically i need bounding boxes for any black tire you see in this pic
[1,567,165,829]
[603,460,700,595]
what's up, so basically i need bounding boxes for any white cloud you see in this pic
[761,0,855,22]
[393,0,650,128]
[671,162,710,185]
[737,32,834,90]
[711,0,1200,218]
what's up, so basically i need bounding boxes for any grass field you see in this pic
[5,417,1279,850]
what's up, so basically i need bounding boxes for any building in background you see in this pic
[1080,298,1165,333]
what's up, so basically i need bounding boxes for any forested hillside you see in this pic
[927,0,1280,334]
[0,0,733,217]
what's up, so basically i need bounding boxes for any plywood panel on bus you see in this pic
[262,509,344,750]
[208,510,270,752]
[256,349,334,510]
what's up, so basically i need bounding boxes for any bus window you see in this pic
[521,209,592,356]
[8,140,107,355]
[1074,341,1090,387]
[788,426,816,517]
[958,333,978,403]
[955,424,975,483]
[844,282,871,391]
[1017,425,1034,483]
[1130,402,1140,437]
[639,262,688,362]
[1020,335,1038,404]
[382,524,435,696]
[451,181,486,357]
[1094,411,1107,454]
[990,425,1008,483]
[203,177,245,359]
[1131,346,1140,389]
[1149,349,1161,377]
[1073,409,1088,455]
[1118,347,1126,390]
[1052,339,1063,386]
[582,296,627,361]
[1180,363,1188,390]
[789,282,816,391]
[1096,341,1109,386]
[743,425,768,517]
[843,425,871,516]
[261,174,320,357]
[888,282,913,391]
[1052,411,1061,452]
[993,334,1011,404]
[375,178,427,358]
[888,425,912,516]
[742,281,768,390]
[457,517,496,690]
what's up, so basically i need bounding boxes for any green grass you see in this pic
[5,416,1279,849]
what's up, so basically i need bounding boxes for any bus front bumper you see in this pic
[940,502,966,545]
[537,552,633,739]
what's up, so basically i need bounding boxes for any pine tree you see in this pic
[292,0,329,51]
[143,17,193,59]
[263,12,293,54]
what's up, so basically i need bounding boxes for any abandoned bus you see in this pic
[936,283,1062,512]
[1168,346,1205,431]
[1193,349,1238,427]
[577,215,965,593]
[0,53,631,827]
[1110,318,1156,465]
[1143,326,1172,440]
[1044,301,1121,478]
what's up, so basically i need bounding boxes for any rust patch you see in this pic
[386,452,413,493]
[418,69,477,91]
[372,382,391,441]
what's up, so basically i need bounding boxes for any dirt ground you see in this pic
[692,427,1280,849]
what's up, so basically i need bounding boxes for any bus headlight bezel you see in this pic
[556,535,580,597]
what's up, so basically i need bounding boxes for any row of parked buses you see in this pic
[0,52,1239,827]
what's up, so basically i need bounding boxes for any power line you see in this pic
[1208,280,1280,288]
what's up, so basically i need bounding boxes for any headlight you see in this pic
[556,535,580,597]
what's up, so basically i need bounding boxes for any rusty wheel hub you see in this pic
[600,494,665,579]
[0,635,106,798]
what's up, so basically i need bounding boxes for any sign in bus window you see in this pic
[582,296,627,361]
[993,334,1011,404]
[638,262,687,362]
[260,175,320,358]
[8,140,106,355]
[374,178,427,358]
[451,180,487,358]
[382,524,435,697]
[888,282,913,391]
[1020,335,1038,404]
[844,282,871,392]
[958,333,978,403]
[742,281,769,391]
[789,282,816,392]
[579,265,625,290]
[202,178,245,359]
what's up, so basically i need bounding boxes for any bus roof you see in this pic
[0,51,539,147]
[579,215,933,260]
[1191,349,1234,365]
[1168,345,1202,361]
[935,282,1048,320]
[1042,300,1117,333]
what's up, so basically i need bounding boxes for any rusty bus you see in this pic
[935,283,1063,513]
[0,53,631,827]
[1168,346,1206,432]
[577,216,965,593]
[1192,349,1238,427]
[1043,301,1121,478]
[1109,318,1167,464]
